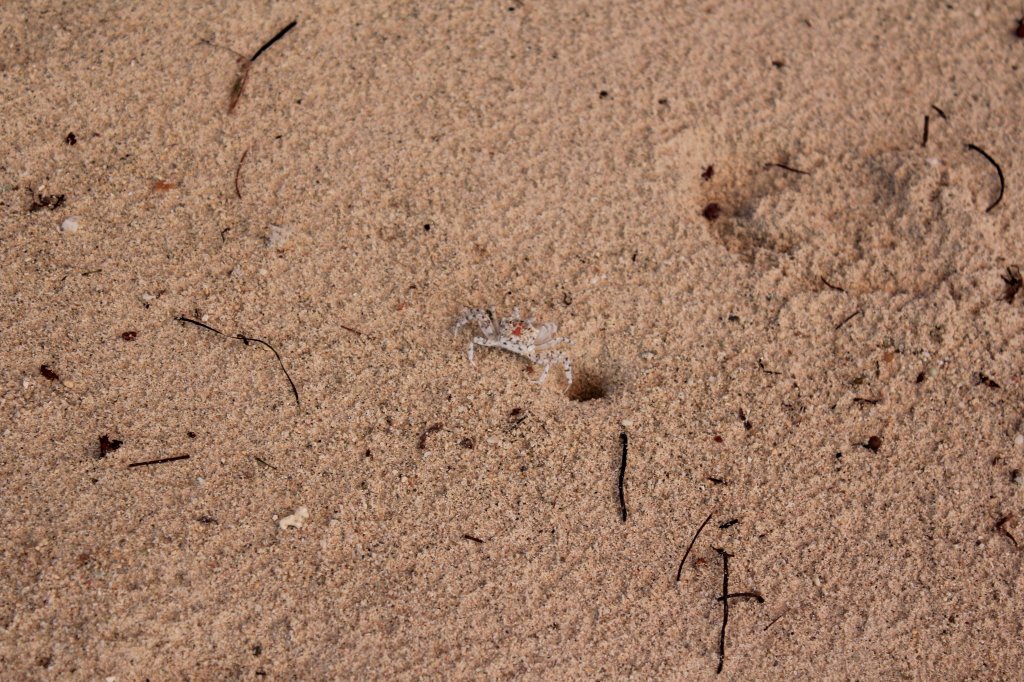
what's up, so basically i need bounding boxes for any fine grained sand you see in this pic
[2,2,1023,678]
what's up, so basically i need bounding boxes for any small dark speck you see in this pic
[865,436,883,452]
[727,314,739,322]
[197,515,217,524]
[835,452,843,459]
[65,132,77,145]
[657,97,669,105]
[772,60,785,68]
[599,90,609,99]
[423,223,431,232]
[976,372,1000,389]
[713,435,723,443]
[719,519,739,529]
[702,202,721,221]
[121,331,137,341]
[702,165,714,181]
[915,371,925,383]
[187,431,197,439]
[253,644,262,656]
[459,437,474,449]
[39,364,60,381]
[708,476,725,485]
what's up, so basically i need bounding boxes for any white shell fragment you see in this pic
[278,506,309,530]
[58,216,80,234]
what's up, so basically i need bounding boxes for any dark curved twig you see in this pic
[965,143,1005,213]
[175,316,300,406]
[676,512,714,581]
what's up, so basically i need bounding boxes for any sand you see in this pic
[2,1,1023,678]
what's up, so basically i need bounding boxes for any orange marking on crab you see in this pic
[511,324,524,337]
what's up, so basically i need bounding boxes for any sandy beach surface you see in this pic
[2,1,1023,678]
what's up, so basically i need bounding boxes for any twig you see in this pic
[763,610,787,631]
[174,316,300,406]
[676,512,713,581]
[965,143,1005,213]
[339,324,363,336]
[254,456,277,470]
[228,63,252,113]
[713,549,764,674]
[717,591,764,603]
[716,548,732,675]
[618,432,629,522]
[764,162,809,175]
[820,275,845,292]
[128,454,190,468]
[250,20,297,62]
[931,104,947,119]
[758,358,781,375]
[234,145,251,199]
[922,115,929,147]
[835,309,861,330]
[462,534,485,543]
[227,20,298,113]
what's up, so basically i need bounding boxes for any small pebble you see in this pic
[267,224,293,250]
[1014,434,1023,447]
[58,216,80,234]
[278,506,309,530]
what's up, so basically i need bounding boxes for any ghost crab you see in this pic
[452,307,573,386]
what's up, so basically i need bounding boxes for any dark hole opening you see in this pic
[567,368,610,402]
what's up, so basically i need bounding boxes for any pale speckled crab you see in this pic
[452,307,573,385]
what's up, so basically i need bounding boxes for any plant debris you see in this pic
[976,372,1000,389]
[713,549,765,674]
[676,512,713,581]
[235,145,251,199]
[39,364,59,381]
[764,162,809,175]
[1001,266,1022,303]
[98,435,123,458]
[835,309,862,330]
[128,454,190,468]
[174,316,300,406]
[965,143,1005,213]
[618,431,629,522]
[227,20,299,112]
